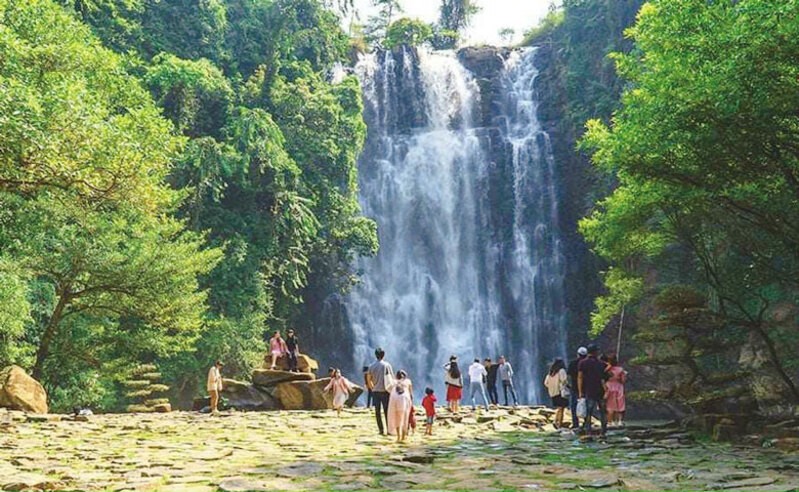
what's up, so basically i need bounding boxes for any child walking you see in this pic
[422,387,436,436]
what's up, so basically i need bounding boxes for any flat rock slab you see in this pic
[252,370,315,388]
[709,477,778,490]
[1,410,799,491]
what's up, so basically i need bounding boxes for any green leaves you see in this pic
[581,0,799,402]
[385,18,433,49]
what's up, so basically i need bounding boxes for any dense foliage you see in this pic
[581,0,799,410]
[0,0,376,411]
[384,17,433,49]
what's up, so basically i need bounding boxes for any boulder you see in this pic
[272,378,363,410]
[774,437,799,451]
[153,403,172,413]
[265,354,319,374]
[0,365,48,414]
[252,369,315,388]
[221,378,279,411]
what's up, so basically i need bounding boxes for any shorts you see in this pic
[551,395,568,408]
[271,350,282,357]
[425,415,435,425]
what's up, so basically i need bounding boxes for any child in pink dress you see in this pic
[604,355,627,427]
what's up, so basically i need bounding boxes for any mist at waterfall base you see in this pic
[334,47,567,404]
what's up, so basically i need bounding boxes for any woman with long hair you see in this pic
[605,355,627,427]
[268,330,288,370]
[324,368,353,417]
[387,370,413,442]
[544,358,569,428]
[444,355,463,413]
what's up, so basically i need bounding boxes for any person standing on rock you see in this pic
[578,344,608,437]
[567,347,588,429]
[285,329,300,372]
[367,348,394,435]
[444,356,463,413]
[207,360,224,415]
[484,358,499,405]
[268,331,288,370]
[604,355,627,427]
[544,358,569,428]
[468,358,490,412]
[387,370,413,442]
[498,356,519,406]
[324,368,353,417]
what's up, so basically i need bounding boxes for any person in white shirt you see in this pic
[467,358,490,411]
[207,361,224,415]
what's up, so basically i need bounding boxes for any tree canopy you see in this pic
[1,0,377,411]
[581,0,799,407]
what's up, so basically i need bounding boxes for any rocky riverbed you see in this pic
[1,406,797,491]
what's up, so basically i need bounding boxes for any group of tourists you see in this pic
[207,330,627,441]
[362,349,524,441]
[441,355,519,412]
[544,344,627,438]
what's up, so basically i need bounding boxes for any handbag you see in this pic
[384,365,396,391]
[576,398,587,418]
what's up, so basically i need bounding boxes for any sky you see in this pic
[350,0,555,46]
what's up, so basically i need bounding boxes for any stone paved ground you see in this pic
[1,407,798,491]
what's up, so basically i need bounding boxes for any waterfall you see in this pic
[347,47,566,403]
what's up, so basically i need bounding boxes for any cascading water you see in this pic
[346,47,566,402]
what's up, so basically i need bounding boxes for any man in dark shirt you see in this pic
[285,329,299,372]
[578,344,608,436]
[484,358,499,405]
[567,346,587,428]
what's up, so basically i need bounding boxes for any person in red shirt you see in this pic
[422,387,437,436]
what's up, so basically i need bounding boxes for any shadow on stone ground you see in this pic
[1,407,798,491]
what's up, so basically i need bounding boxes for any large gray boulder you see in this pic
[0,365,48,414]
[220,378,279,411]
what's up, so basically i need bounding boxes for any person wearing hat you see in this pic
[567,346,588,428]
[207,360,224,415]
[578,344,608,437]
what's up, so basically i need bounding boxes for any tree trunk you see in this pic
[32,291,69,381]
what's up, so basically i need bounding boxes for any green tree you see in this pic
[581,0,799,403]
[0,0,220,405]
[436,0,479,47]
[145,54,234,139]
[385,18,433,49]
[365,0,403,46]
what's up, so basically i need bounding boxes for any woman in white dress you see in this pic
[387,370,413,442]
